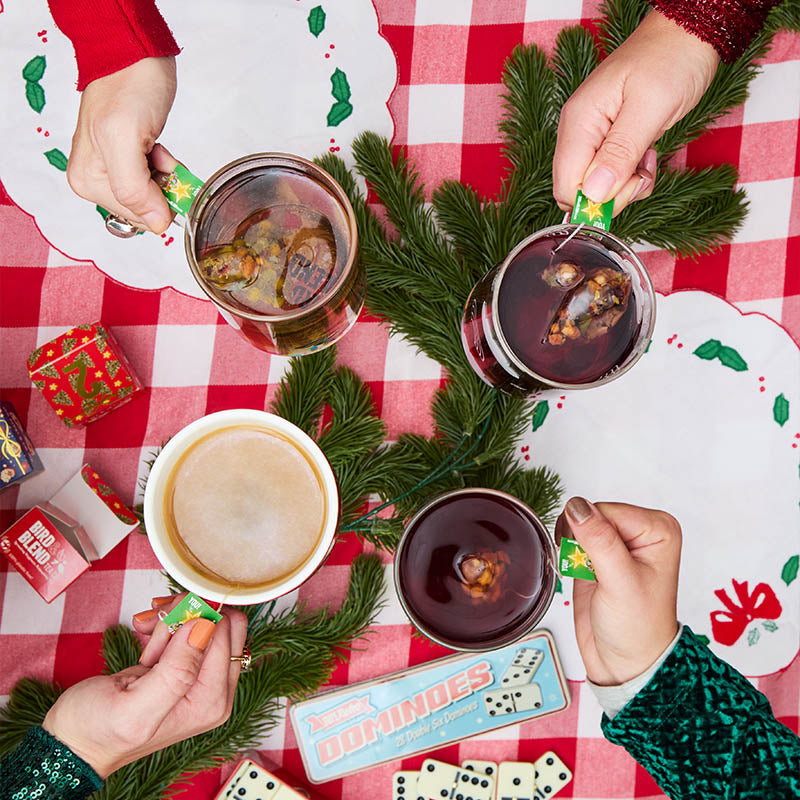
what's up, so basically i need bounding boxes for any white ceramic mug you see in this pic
[143,409,339,604]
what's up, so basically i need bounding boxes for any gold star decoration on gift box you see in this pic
[95,370,103,377]
[46,349,54,357]
[568,547,592,569]
[81,336,90,343]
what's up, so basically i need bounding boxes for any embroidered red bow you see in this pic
[710,579,782,646]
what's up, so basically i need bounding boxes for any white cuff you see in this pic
[586,623,684,720]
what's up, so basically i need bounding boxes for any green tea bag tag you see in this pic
[570,189,614,231]
[558,536,596,581]
[158,163,204,217]
[161,592,222,634]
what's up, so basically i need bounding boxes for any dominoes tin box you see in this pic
[289,629,569,783]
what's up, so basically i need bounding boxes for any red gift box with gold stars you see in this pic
[27,322,143,427]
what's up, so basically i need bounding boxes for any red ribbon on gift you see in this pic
[710,579,782,646]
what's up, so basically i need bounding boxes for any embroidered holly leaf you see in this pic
[782,554,799,586]
[308,5,326,37]
[747,627,760,646]
[327,99,353,127]
[330,68,351,102]
[695,634,710,646]
[26,81,45,113]
[116,511,137,524]
[117,385,134,399]
[532,400,549,432]
[554,576,562,594]
[38,364,59,378]
[97,483,114,497]
[22,55,47,82]
[693,339,721,360]
[32,379,45,391]
[51,390,73,406]
[717,345,747,371]
[63,417,74,428]
[772,393,789,427]
[44,148,68,172]
[61,337,77,355]
[77,324,93,331]
[82,397,99,416]
[762,620,778,632]
[105,359,121,379]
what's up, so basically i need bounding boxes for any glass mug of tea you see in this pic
[143,409,340,604]
[394,488,557,651]
[112,153,364,356]
[461,224,656,395]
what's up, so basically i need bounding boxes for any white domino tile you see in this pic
[151,325,216,387]
[1,572,66,635]
[743,60,800,125]
[407,85,466,145]
[384,333,443,382]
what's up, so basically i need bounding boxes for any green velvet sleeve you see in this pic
[602,626,800,799]
[0,725,103,800]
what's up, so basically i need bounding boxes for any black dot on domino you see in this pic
[514,691,521,698]
[535,771,539,779]
[489,709,496,715]
[427,765,435,772]
[456,794,463,800]
[398,777,405,784]
[481,780,488,787]
[471,777,479,785]
[440,791,447,798]
[238,790,246,796]
[559,773,567,780]
[398,787,405,794]
[535,701,541,708]
[502,694,509,700]
[266,783,275,790]
[505,706,513,712]
[513,778,521,786]
[495,702,502,708]
[546,758,554,766]
[250,772,258,779]
[485,768,494,775]
[544,786,552,794]
[462,775,469,782]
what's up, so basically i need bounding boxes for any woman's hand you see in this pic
[553,10,720,216]
[557,498,682,686]
[66,56,177,233]
[42,595,248,779]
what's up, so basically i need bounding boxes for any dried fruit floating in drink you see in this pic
[545,265,631,346]
[197,241,261,289]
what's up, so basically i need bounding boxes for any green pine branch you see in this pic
[0,679,63,757]
[596,0,648,54]
[101,625,143,674]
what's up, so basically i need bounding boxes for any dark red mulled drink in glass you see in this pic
[461,224,655,395]
[394,488,557,651]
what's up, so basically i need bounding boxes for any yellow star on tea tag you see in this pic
[568,547,591,569]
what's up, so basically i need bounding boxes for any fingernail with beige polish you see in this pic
[152,595,174,608]
[133,608,159,624]
[566,497,592,525]
[629,175,651,203]
[188,618,216,650]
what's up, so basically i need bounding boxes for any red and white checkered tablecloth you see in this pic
[1,2,799,798]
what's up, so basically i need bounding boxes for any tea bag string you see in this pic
[340,412,493,533]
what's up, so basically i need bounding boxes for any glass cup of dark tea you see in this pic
[184,154,364,356]
[461,224,655,395]
[394,488,557,651]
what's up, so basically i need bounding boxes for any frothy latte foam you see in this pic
[166,426,326,586]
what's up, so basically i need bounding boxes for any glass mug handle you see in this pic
[98,163,204,235]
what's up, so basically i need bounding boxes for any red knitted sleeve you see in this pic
[48,0,181,91]
[648,0,783,62]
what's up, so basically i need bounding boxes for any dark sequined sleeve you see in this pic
[602,626,800,799]
[0,726,103,800]
[649,0,783,62]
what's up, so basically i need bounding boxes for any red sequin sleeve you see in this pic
[648,0,783,62]
[47,0,181,91]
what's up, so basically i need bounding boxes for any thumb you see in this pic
[125,617,216,726]
[102,135,172,233]
[581,98,664,204]
[563,496,636,585]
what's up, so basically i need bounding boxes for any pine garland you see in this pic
[2,1,798,797]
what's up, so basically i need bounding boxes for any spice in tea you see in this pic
[198,241,262,289]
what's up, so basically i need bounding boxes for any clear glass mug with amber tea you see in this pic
[155,153,364,356]
[461,224,656,395]
[143,409,340,604]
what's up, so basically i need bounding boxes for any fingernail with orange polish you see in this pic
[151,595,174,608]
[188,618,216,650]
[133,608,159,624]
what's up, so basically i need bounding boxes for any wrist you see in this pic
[42,709,119,779]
